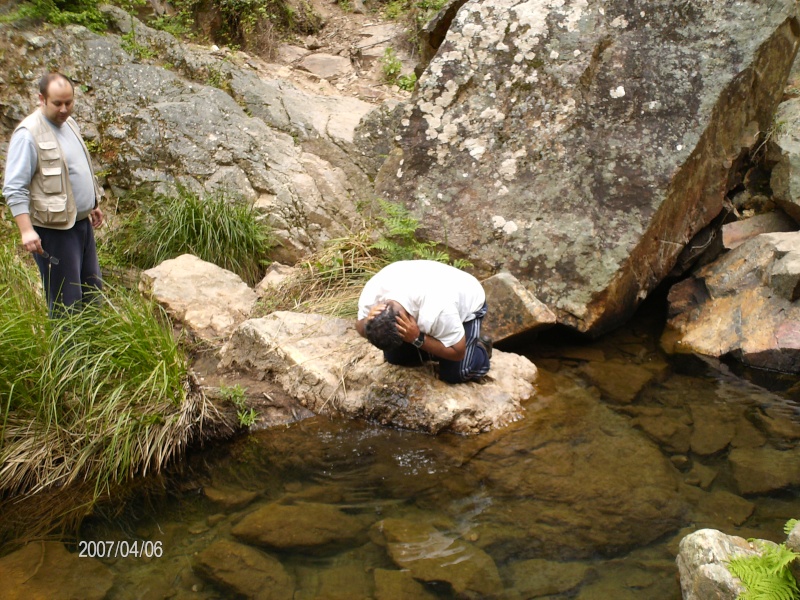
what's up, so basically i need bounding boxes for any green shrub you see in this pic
[397,72,416,91]
[381,47,403,85]
[106,187,274,285]
[2,0,108,31]
[120,29,156,60]
[152,0,321,58]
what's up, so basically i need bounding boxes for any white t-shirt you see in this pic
[357,260,486,347]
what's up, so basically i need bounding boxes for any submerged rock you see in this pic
[728,446,800,495]
[375,0,800,336]
[504,558,590,597]
[219,311,538,434]
[193,539,294,600]
[0,541,113,600]
[231,502,372,552]
[463,370,689,560]
[372,517,503,597]
[664,232,800,373]
[373,568,438,600]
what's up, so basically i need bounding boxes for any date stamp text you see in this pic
[78,540,163,558]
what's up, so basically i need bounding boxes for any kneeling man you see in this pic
[356,260,491,383]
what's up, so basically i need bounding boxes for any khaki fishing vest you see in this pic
[14,111,102,230]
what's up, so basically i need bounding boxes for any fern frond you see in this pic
[785,520,799,535]
[728,541,800,600]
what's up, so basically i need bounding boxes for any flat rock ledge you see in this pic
[139,254,258,342]
[219,311,538,434]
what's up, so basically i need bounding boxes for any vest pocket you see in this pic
[38,141,60,162]
[33,196,69,226]
[41,166,63,194]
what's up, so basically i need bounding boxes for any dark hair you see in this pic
[364,304,404,351]
[39,72,74,99]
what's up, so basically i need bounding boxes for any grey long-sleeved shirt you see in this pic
[3,116,96,222]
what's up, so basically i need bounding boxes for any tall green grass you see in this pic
[0,242,211,500]
[106,188,274,286]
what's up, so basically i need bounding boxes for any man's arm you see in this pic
[3,129,41,252]
[395,310,466,361]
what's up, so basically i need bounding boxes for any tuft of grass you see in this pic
[256,199,470,318]
[0,241,213,500]
[105,187,274,286]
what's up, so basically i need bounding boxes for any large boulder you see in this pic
[219,311,538,434]
[375,0,800,336]
[663,232,800,373]
[481,271,556,341]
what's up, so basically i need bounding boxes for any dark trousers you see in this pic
[384,303,490,383]
[33,218,102,317]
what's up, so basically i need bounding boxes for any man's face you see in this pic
[39,79,74,126]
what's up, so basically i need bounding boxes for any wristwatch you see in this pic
[412,332,425,348]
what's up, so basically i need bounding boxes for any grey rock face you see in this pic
[770,97,800,224]
[375,0,800,335]
[0,9,378,263]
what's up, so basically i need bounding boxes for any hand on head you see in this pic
[367,303,387,321]
[394,308,420,344]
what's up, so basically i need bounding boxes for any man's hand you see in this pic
[367,303,386,320]
[395,310,420,344]
[356,303,388,337]
[90,207,104,228]
[14,214,43,254]
[21,228,43,255]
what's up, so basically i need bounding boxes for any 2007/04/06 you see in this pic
[78,540,163,558]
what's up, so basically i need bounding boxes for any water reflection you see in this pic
[77,326,799,599]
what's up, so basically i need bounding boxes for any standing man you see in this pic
[3,72,104,316]
[356,260,492,384]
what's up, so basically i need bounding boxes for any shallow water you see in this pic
[78,309,800,599]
